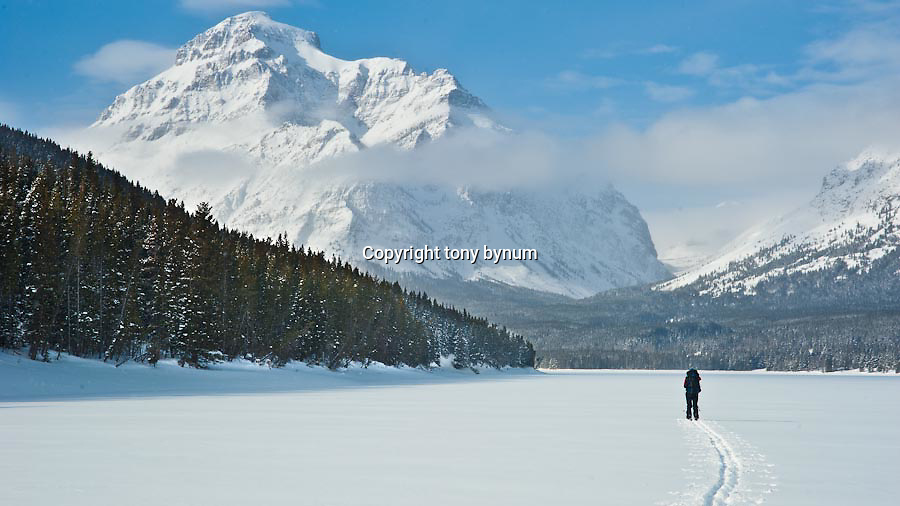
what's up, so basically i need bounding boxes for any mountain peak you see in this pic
[97,11,495,146]
[843,147,900,172]
[174,11,321,66]
[230,10,272,22]
[812,149,900,220]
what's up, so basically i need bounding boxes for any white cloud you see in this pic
[678,51,719,76]
[644,82,694,102]
[641,44,678,54]
[677,51,788,92]
[815,0,900,14]
[593,98,617,116]
[581,47,620,59]
[642,192,803,270]
[802,21,900,82]
[591,77,900,188]
[74,40,175,84]
[853,0,900,12]
[582,43,678,59]
[588,18,900,257]
[302,129,573,191]
[550,70,624,90]
[0,99,19,126]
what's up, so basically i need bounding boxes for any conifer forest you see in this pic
[0,125,535,369]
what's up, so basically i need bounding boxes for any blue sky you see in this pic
[3,0,900,260]
[0,0,870,131]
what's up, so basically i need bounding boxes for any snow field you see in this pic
[2,356,898,505]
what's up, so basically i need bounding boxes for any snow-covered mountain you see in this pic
[96,11,497,151]
[84,11,669,298]
[660,149,900,296]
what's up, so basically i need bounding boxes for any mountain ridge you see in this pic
[659,149,900,296]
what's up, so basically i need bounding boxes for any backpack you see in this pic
[685,369,701,392]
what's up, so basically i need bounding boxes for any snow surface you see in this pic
[75,11,669,298]
[2,352,898,505]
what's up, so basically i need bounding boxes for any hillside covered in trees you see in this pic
[400,250,900,373]
[0,125,534,369]
[526,289,900,372]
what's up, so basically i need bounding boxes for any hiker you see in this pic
[684,368,701,420]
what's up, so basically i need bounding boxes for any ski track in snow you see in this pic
[663,420,776,506]
[697,421,739,505]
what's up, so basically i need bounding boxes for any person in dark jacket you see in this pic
[684,369,701,420]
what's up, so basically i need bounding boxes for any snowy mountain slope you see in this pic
[221,181,668,297]
[83,11,669,298]
[659,150,900,295]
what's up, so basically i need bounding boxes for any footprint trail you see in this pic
[662,420,777,506]
[696,421,740,505]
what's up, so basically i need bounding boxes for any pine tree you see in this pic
[21,165,64,360]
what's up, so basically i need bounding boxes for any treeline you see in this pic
[525,286,900,372]
[0,125,534,369]
[417,269,900,372]
[534,310,900,372]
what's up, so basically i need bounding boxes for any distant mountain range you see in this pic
[448,150,900,372]
[660,149,900,299]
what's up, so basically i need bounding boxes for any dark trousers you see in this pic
[686,392,699,418]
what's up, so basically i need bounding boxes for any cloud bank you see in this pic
[591,19,900,189]
[74,40,175,84]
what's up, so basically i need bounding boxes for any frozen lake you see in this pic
[1,355,898,505]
